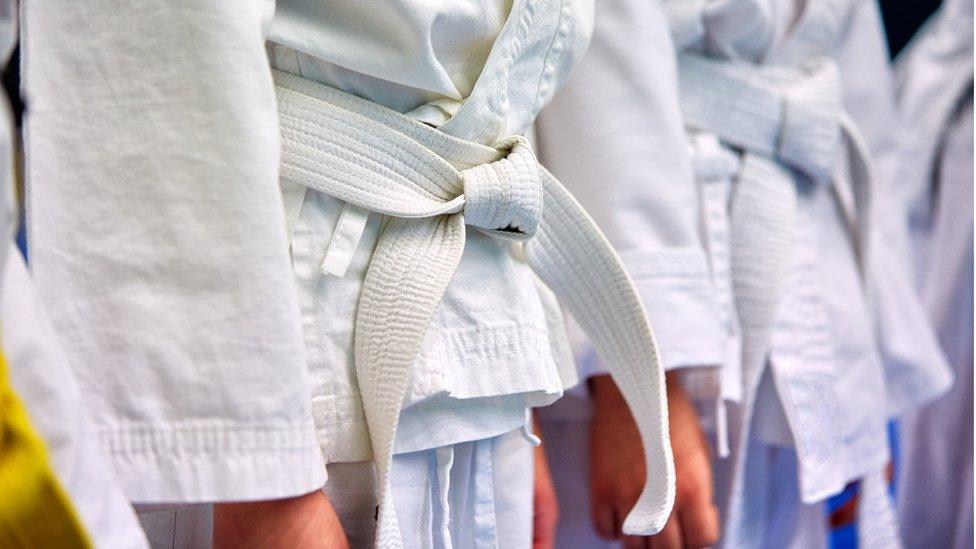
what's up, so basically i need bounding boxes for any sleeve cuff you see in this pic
[103,421,327,504]
[620,248,725,370]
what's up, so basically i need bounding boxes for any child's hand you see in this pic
[533,427,560,549]
[589,373,719,548]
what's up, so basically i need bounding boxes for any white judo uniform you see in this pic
[886,0,974,546]
[663,0,943,546]
[540,0,943,546]
[24,1,677,547]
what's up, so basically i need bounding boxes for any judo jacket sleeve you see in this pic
[536,0,724,373]
[833,0,953,414]
[21,0,326,503]
[4,251,150,549]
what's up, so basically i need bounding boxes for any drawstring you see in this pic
[520,408,541,446]
[320,202,371,278]
[434,446,455,549]
[714,396,730,458]
[430,439,500,548]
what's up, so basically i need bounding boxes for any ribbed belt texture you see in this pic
[679,53,873,260]
[678,54,900,547]
[679,54,843,185]
[273,69,675,548]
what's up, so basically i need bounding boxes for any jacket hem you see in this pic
[622,248,726,371]
[99,421,326,504]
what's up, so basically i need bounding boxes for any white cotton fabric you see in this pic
[536,0,725,378]
[23,0,326,503]
[0,4,146,545]
[3,250,150,549]
[888,0,974,546]
[323,429,535,548]
[665,0,912,545]
[834,0,952,417]
[22,0,595,508]
[531,0,724,540]
[137,429,534,549]
[267,0,597,473]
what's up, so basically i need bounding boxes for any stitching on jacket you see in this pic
[531,0,572,113]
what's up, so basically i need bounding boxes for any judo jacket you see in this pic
[885,0,974,545]
[663,0,934,545]
[24,1,678,546]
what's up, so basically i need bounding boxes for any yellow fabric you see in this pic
[0,348,91,548]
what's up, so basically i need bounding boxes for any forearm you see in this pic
[213,491,348,549]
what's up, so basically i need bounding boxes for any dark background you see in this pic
[881,0,944,57]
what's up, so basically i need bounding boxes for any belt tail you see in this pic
[721,156,798,546]
[857,469,903,549]
[525,168,676,535]
[353,215,468,549]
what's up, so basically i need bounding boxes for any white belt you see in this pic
[678,54,900,547]
[679,54,873,258]
[680,54,843,185]
[273,70,675,548]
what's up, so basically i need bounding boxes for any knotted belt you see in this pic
[678,54,900,548]
[273,70,675,548]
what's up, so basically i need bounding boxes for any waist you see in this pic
[288,188,568,462]
[275,68,677,538]
[678,52,844,184]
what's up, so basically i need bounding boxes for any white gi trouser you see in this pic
[273,70,675,547]
[140,428,534,549]
[324,429,535,548]
[673,33,901,549]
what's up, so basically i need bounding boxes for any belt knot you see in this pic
[461,136,543,241]
[776,60,842,183]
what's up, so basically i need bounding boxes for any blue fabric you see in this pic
[828,482,859,513]
[831,523,858,549]
[887,420,899,499]
[828,421,899,549]
[16,214,26,259]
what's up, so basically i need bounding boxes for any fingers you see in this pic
[532,487,559,549]
[591,499,620,540]
[673,456,720,549]
[532,517,557,549]
[532,503,558,549]
[532,438,559,549]
[649,517,683,549]
[678,498,720,548]
[623,535,651,549]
